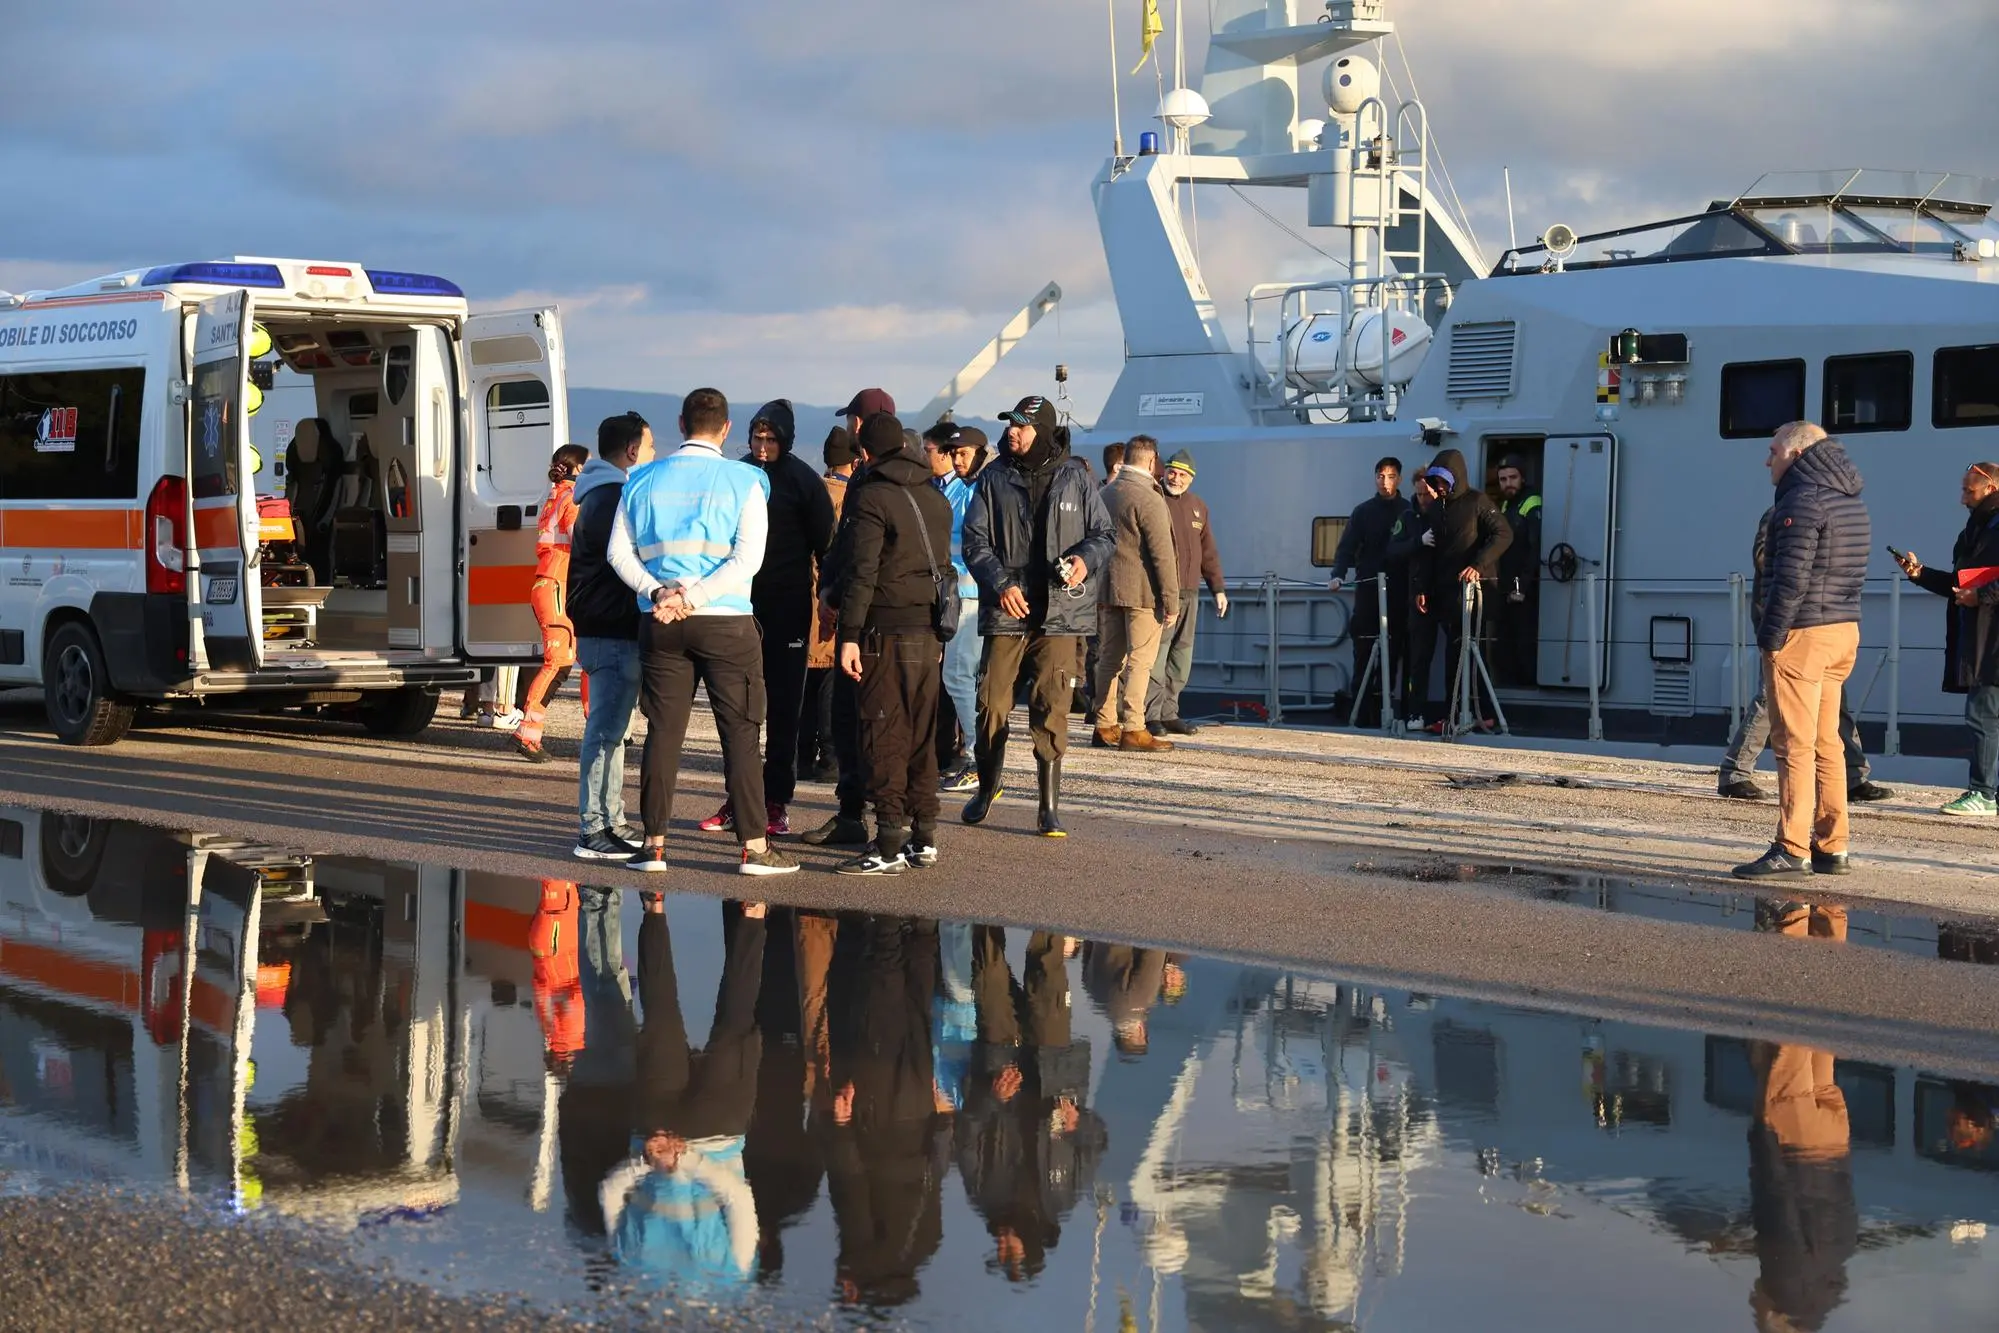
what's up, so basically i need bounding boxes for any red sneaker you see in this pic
[766,803,790,837]
[698,802,735,833]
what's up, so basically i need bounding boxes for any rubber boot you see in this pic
[1036,756,1067,838]
[961,735,1008,825]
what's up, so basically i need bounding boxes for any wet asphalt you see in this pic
[0,702,1995,1081]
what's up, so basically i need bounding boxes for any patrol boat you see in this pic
[1085,0,1999,751]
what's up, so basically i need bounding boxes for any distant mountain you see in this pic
[567,387,1001,457]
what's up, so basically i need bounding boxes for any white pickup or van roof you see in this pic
[1,256,468,309]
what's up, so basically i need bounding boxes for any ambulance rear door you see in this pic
[459,308,567,660]
[188,293,263,672]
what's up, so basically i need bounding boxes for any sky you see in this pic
[5,0,1995,424]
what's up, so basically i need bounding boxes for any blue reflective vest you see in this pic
[621,445,769,615]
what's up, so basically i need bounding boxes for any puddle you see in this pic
[2,806,1997,1330]
[1352,854,1999,967]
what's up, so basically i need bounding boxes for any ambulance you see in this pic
[0,257,567,744]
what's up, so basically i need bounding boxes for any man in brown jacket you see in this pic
[1147,447,1227,736]
[1091,437,1180,752]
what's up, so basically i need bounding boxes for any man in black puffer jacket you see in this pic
[695,399,835,839]
[1735,423,1872,881]
[961,395,1115,835]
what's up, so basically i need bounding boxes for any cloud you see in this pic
[4,0,1995,426]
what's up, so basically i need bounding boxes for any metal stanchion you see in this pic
[1377,575,1394,733]
[1445,581,1509,740]
[1584,570,1604,741]
[1728,572,1746,734]
[1264,573,1282,725]
[1887,573,1903,757]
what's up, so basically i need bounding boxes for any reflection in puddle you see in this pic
[1,807,1996,1330]
[1354,854,1999,967]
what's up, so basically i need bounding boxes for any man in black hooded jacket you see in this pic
[698,399,836,840]
[1410,448,1511,727]
[831,413,955,874]
[960,396,1116,836]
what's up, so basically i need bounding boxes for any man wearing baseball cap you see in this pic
[960,395,1115,835]
[923,420,990,792]
[1147,447,1228,736]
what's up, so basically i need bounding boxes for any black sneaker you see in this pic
[939,764,980,793]
[837,848,906,876]
[1732,845,1810,880]
[903,839,939,869]
[574,828,638,861]
[800,815,871,847]
[610,822,644,845]
[1810,849,1853,875]
[1159,719,1197,736]
[740,845,801,877]
[628,843,669,873]
[1718,780,1771,801]
[1848,781,1894,803]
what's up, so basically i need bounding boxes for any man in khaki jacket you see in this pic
[1091,437,1180,752]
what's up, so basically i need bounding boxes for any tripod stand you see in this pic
[1346,574,1400,734]
[1446,579,1510,740]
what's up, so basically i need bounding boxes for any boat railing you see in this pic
[1188,571,1936,755]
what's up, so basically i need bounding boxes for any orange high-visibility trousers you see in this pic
[519,578,577,749]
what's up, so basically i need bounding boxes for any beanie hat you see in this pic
[857,411,907,459]
[1165,449,1196,476]
[823,426,857,469]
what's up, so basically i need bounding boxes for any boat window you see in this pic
[1744,206,1894,254]
[1934,345,1999,429]
[1842,206,1971,255]
[0,367,146,501]
[1720,359,1805,440]
[1498,211,1779,274]
[1823,353,1912,433]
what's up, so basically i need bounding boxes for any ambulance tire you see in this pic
[360,686,440,738]
[43,621,136,748]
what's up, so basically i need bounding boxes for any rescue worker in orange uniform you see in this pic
[517,445,591,760]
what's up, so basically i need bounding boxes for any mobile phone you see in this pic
[1886,545,1907,561]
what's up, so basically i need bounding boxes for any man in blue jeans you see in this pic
[923,420,988,792]
[566,412,653,859]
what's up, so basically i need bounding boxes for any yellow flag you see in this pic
[1131,0,1162,74]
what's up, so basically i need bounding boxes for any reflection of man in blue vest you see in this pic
[608,387,799,878]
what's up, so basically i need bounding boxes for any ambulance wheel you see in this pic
[360,686,440,738]
[43,621,136,747]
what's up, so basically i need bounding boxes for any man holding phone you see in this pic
[1893,462,1999,817]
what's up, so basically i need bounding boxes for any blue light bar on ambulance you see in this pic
[364,269,464,298]
[140,261,285,289]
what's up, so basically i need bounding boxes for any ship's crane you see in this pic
[913,281,1062,426]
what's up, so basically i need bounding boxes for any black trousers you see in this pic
[799,666,834,772]
[856,629,942,846]
[1403,604,1439,720]
[832,672,865,820]
[637,615,767,842]
[758,597,813,808]
[635,908,765,1141]
[1497,588,1540,687]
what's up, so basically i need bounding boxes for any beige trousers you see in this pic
[1765,622,1860,858]
[1092,605,1163,732]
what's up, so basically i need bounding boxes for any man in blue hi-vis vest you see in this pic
[608,387,800,878]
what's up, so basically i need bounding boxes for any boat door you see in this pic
[188,293,265,673]
[459,309,568,660]
[1535,433,1616,689]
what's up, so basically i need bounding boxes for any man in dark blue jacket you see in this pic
[960,396,1115,836]
[1735,423,1872,880]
